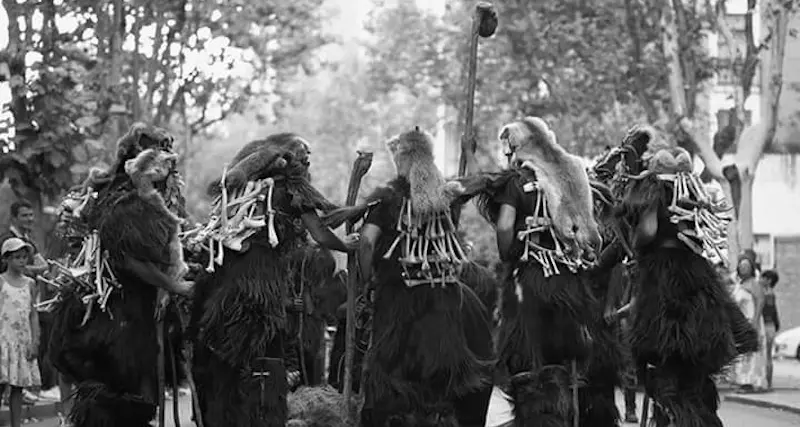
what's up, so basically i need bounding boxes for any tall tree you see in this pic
[676,0,796,262]
[365,0,715,158]
[0,0,328,240]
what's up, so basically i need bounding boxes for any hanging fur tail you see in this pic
[508,365,576,427]
[69,381,156,427]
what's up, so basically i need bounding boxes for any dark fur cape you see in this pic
[359,178,495,427]
[284,244,339,387]
[577,262,630,427]
[190,161,338,427]
[49,181,180,427]
[451,169,595,427]
[619,175,753,427]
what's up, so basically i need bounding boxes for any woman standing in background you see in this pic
[732,255,768,393]
[760,270,780,390]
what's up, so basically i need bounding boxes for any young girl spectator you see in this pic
[0,238,42,427]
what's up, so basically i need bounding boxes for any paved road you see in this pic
[14,397,800,427]
[717,400,800,427]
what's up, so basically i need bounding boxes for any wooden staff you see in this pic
[457,2,498,177]
[343,151,374,421]
[156,292,167,427]
[572,360,579,427]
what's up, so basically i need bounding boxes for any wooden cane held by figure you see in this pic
[342,151,373,422]
[457,2,498,177]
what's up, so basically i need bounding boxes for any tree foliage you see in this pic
[364,0,719,157]
[0,0,327,202]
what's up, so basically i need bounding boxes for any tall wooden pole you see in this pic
[342,151,373,422]
[457,2,497,177]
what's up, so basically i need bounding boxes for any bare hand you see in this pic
[26,344,38,361]
[287,370,301,387]
[155,291,171,321]
[343,233,360,250]
[603,308,616,325]
[443,181,466,201]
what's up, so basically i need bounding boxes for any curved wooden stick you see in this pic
[458,2,497,177]
[343,151,373,422]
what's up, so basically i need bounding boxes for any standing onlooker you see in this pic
[0,238,42,427]
[0,200,50,405]
[731,254,768,392]
[760,269,780,390]
[0,200,48,275]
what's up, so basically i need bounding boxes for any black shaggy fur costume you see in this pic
[620,175,743,427]
[576,179,632,427]
[328,261,497,396]
[285,244,340,387]
[578,247,630,427]
[327,270,369,394]
[471,170,594,427]
[190,133,339,427]
[358,178,495,427]
[48,124,186,427]
[596,125,758,427]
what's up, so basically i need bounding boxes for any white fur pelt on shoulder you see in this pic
[498,117,601,255]
[385,127,448,216]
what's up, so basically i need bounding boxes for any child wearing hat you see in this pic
[0,238,41,427]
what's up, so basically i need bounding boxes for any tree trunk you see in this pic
[737,173,754,251]
[662,0,688,117]
[732,0,791,251]
[104,0,129,148]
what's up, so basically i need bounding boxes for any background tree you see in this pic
[0,0,328,247]
[674,0,797,263]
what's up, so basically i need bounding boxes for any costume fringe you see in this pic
[192,245,288,367]
[578,385,618,427]
[69,381,156,427]
[360,182,495,426]
[631,249,736,427]
[191,169,339,426]
[632,248,739,373]
[497,264,593,376]
[508,366,574,427]
[193,349,289,427]
[643,367,723,427]
[459,261,499,315]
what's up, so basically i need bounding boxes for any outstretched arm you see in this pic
[123,257,192,296]
[358,224,381,282]
[496,204,517,262]
[27,253,49,277]
[301,211,353,253]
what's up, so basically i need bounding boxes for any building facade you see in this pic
[707,0,800,330]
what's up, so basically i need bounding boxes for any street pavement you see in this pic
[7,392,799,427]
[7,358,800,426]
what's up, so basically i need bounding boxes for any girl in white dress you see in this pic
[0,238,42,427]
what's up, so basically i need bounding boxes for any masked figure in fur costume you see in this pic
[592,125,758,427]
[285,244,341,387]
[47,124,192,427]
[447,117,600,427]
[556,168,631,427]
[186,133,358,427]
[327,258,498,397]
[327,127,495,426]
